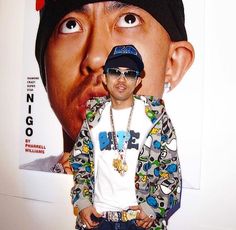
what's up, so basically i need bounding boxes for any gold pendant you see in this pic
[113,158,128,175]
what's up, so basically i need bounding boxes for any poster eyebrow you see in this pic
[72,1,135,15]
[105,1,131,11]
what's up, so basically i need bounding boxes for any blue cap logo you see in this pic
[113,45,138,56]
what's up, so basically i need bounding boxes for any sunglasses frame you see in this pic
[105,68,140,81]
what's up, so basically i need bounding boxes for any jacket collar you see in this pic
[85,95,165,128]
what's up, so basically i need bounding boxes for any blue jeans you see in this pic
[95,219,144,230]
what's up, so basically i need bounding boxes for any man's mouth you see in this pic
[116,84,127,92]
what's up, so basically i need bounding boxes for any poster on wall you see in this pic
[20,0,204,191]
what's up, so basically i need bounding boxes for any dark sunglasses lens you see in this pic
[107,68,139,80]
[107,68,121,77]
[124,70,138,79]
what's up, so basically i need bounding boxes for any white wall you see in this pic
[0,0,236,229]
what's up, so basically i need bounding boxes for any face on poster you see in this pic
[20,0,204,190]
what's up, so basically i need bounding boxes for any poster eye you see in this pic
[59,18,82,34]
[116,13,141,28]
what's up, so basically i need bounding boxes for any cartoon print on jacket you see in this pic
[70,95,182,230]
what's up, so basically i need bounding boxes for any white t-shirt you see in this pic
[91,98,152,213]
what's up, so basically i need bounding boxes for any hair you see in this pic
[35,0,187,86]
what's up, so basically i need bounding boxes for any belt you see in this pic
[102,210,139,222]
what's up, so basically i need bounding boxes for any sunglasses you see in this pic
[105,68,140,81]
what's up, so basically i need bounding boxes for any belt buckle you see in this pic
[122,210,137,222]
[108,211,119,222]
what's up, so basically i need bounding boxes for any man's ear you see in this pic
[135,76,142,87]
[101,74,107,85]
[165,41,195,90]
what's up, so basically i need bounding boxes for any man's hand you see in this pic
[79,206,102,229]
[129,205,155,229]
[58,152,72,174]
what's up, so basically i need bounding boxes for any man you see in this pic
[32,0,194,173]
[70,44,181,230]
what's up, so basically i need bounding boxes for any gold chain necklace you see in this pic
[110,101,134,176]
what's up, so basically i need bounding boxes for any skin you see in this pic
[43,1,194,226]
[129,205,155,229]
[79,205,155,229]
[79,205,102,229]
[44,0,194,211]
[101,67,142,109]
[79,69,153,229]
[45,1,172,147]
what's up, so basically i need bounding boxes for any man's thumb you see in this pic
[92,209,102,217]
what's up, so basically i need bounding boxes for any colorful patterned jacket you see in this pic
[70,95,182,230]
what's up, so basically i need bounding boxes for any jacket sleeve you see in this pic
[70,120,94,212]
[138,112,182,228]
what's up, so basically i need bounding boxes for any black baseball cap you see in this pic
[35,0,188,86]
[104,45,144,73]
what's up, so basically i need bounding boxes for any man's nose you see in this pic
[117,74,127,82]
[80,25,112,76]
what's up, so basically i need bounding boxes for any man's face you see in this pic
[102,67,142,104]
[45,1,171,141]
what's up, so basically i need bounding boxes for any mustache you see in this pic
[115,82,127,88]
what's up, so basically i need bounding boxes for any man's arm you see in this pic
[70,120,94,213]
[136,112,182,229]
